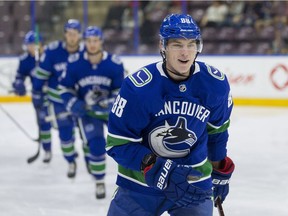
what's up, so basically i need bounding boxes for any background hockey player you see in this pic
[58,26,125,199]
[106,13,235,216]
[12,30,52,163]
[33,19,84,178]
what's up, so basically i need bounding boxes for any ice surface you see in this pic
[0,103,288,216]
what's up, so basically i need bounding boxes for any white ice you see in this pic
[0,103,288,216]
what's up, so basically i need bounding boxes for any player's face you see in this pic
[26,44,42,56]
[165,38,198,79]
[65,29,81,48]
[85,36,102,55]
[26,44,36,56]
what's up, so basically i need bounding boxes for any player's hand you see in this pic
[144,157,212,207]
[12,79,26,96]
[69,98,86,117]
[211,157,235,205]
[91,103,112,114]
[91,97,113,113]
[91,104,108,113]
[32,90,44,109]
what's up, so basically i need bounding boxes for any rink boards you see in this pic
[0,55,287,106]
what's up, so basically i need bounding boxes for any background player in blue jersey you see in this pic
[12,30,52,163]
[106,14,235,216]
[33,19,84,178]
[58,26,125,199]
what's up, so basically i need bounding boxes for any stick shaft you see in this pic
[215,196,225,216]
[0,104,38,142]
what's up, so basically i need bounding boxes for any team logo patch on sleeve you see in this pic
[128,68,152,87]
[205,64,225,81]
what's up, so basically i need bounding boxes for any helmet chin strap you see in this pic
[160,50,166,62]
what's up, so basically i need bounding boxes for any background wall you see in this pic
[1,55,288,106]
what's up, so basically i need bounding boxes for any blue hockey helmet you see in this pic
[64,19,81,32]
[83,26,103,40]
[23,30,43,44]
[159,14,203,52]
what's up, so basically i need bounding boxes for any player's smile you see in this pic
[178,59,189,64]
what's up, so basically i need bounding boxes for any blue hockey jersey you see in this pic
[14,52,38,88]
[106,61,233,195]
[33,41,84,103]
[58,51,125,120]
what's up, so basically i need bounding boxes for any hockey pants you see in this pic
[50,102,77,163]
[107,187,213,216]
[78,115,107,180]
[34,104,51,152]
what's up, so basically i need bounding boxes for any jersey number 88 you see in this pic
[111,95,127,117]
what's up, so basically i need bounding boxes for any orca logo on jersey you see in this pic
[85,85,109,106]
[149,117,197,158]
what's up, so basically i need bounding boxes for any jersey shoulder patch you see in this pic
[19,52,28,61]
[111,54,122,65]
[79,41,85,51]
[68,53,80,63]
[47,41,60,50]
[204,63,225,81]
[128,67,153,87]
[40,52,46,62]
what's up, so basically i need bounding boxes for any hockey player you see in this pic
[58,26,125,199]
[12,30,52,163]
[106,13,235,216]
[33,19,84,178]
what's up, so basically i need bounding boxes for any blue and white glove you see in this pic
[32,90,44,109]
[12,79,26,96]
[91,98,114,114]
[211,156,235,205]
[143,156,212,207]
[67,97,86,117]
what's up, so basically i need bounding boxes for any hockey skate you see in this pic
[95,182,106,199]
[67,161,77,178]
[43,151,52,163]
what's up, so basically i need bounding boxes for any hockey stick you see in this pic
[0,104,39,142]
[26,24,42,164]
[0,104,41,163]
[26,138,41,163]
[215,196,225,216]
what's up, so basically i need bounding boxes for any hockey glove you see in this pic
[32,90,44,109]
[211,156,235,205]
[144,156,212,207]
[68,98,86,117]
[12,79,26,96]
[91,104,109,114]
[91,98,113,114]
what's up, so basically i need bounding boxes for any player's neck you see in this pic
[165,65,190,81]
[88,51,102,65]
[66,44,79,53]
